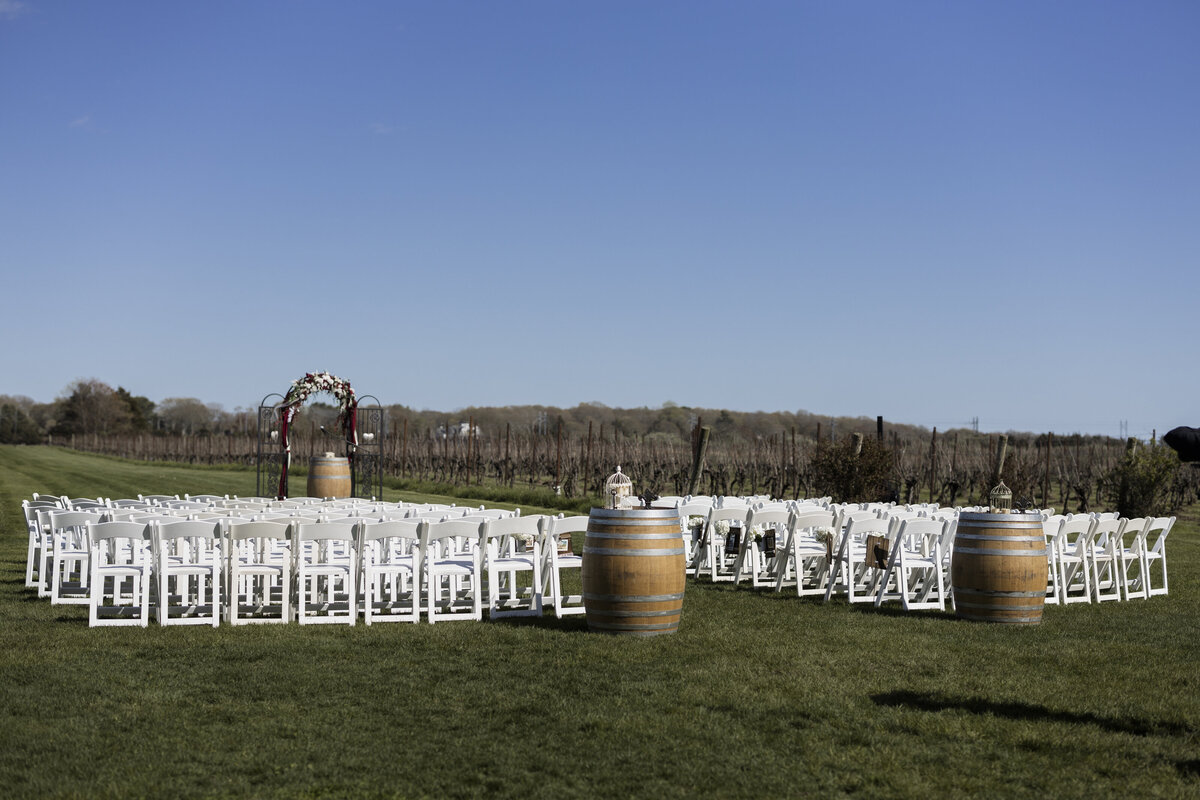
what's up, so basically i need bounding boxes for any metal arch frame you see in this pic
[255,393,287,498]
[351,394,385,500]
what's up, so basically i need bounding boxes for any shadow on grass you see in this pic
[871,689,1195,738]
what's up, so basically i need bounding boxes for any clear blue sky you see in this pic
[2,1,1196,437]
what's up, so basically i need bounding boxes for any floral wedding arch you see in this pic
[275,372,358,500]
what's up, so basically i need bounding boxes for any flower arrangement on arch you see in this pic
[282,371,356,425]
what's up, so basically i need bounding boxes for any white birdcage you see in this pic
[989,481,1012,513]
[605,465,633,510]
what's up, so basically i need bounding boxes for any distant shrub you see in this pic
[1102,442,1182,518]
[812,437,895,503]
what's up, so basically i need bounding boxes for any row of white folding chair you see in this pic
[820,513,949,610]
[1042,514,1173,604]
[23,498,70,591]
[87,518,223,627]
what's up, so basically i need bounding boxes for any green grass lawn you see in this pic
[1,445,1197,799]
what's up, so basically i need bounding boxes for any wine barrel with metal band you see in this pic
[951,511,1049,624]
[307,455,351,499]
[582,507,685,636]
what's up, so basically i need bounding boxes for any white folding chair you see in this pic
[772,508,839,595]
[824,513,892,604]
[480,516,546,618]
[539,515,587,618]
[874,517,948,611]
[694,506,751,582]
[421,519,483,623]
[154,519,222,626]
[732,508,789,588]
[1113,517,1150,601]
[1041,515,1066,606]
[1141,516,1174,597]
[1088,518,1123,602]
[226,520,292,624]
[294,520,358,625]
[22,499,61,590]
[88,521,153,627]
[678,500,714,570]
[358,519,421,624]
[1055,515,1094,604]
[45,509,107,604]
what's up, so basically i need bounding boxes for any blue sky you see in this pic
[1,1,1196,437]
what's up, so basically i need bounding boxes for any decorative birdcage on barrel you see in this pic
[989,481,1013,513]
[605,465,633,509]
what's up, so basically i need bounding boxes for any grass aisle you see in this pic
[0,446,1197,798]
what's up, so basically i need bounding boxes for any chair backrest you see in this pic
[678,501,713,520]
[715,497,751,509]
[356,518,422,543]
[225,519,291,542]
[421,518,485,546]
[745,508,790,532]
[481,515,544,539]
[88,520,152,546]
[471,508,519,520]
[893,517,947,550]
[843,514,891,539]
[1057,515,1095,546]
[1117,516,1149,548]
[293,521,358,542]
[1090,518,1122,548]
[1144,516,1175,553]
[155,519,222,542]
[48,509,108,532]
[1042,515,1065,543]
[707,506,752,525]
[791,508,838,532]
[542,515,590,537]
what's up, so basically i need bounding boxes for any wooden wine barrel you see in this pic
[951,511,1049,624]
[582,507,685,636]
[307,455,351,499]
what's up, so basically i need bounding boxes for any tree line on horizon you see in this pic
[0,377,1130,452]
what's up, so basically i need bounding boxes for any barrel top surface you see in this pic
[957,511,1044,525]
[309,455,349,463]
[589,507,680,520]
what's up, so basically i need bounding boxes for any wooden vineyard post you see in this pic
[504,422,511,487]
[555,419,563,492]
[586,421,593,495]
[1043,432,1053,509]
[994,434,1009,485]
[687,426,711,497]
[401,418,408,479]
[929,427,937,503]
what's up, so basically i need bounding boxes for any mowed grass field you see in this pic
[1,445,1197,799]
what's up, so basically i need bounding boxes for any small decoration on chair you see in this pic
[723,524,741,556]
[761,529,777,558]
[814,527,836,561]
[605,466,633,509]
[687,516,707,543]
[865,534,889,569]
